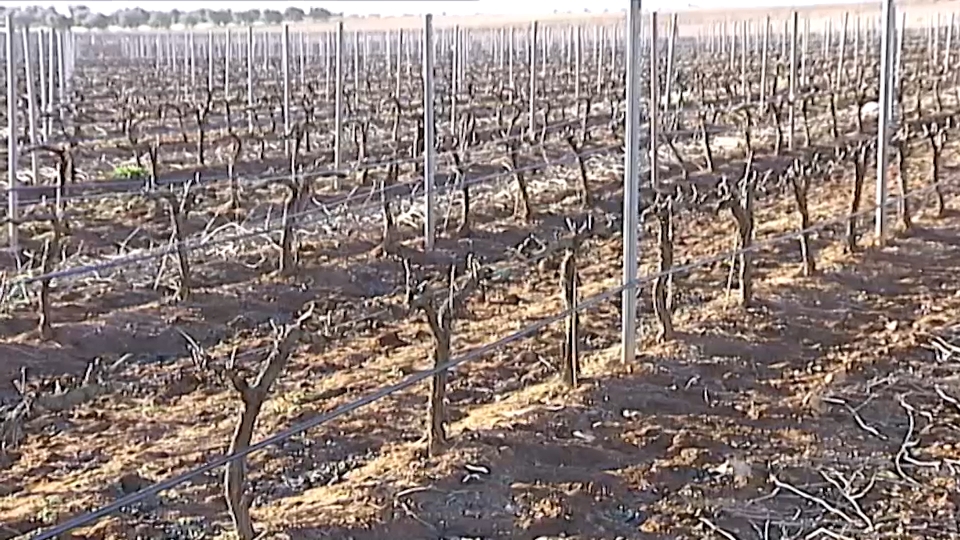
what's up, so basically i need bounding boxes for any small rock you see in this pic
[118,472,149,495]
[163,372,200,398]
[344,352,370,366]
[514,350,538,364]
[131,523,163,539]
[538,257,561,274]
[708,457,754,486]
[730,458,753,481]
[377,330,408,350]
[498,293,522,305]
[311,387,348,402]
[572,430,596,443]
[0,483,22,497]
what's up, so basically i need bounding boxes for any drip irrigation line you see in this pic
[25,177,948,540]
[3,142,622,290]
[5,114,594,207]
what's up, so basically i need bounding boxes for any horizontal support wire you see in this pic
[5,112,593,205]
[26,171,947,540]
[8,79,849,208]
[3,142,622,292]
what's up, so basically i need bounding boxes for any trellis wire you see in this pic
[3,142,622,291]
[4,113,599,209]
[25,171,949,540]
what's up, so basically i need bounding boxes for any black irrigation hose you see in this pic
[25,177,950,540]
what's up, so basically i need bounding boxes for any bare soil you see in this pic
[2,4,960,539]
[2,152,959,538]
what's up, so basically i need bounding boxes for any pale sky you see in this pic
[1,0,864,17]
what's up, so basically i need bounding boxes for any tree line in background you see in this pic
[0,5,339,29]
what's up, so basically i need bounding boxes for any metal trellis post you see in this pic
[875,0,896,242]
[6,14,19,252]
[423,14,436,251]
[622,0,642,363]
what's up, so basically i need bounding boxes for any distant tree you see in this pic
[261,9,283,24]
[283,7,305,22]
[208,9,233,26]
[45,11,71,28]
[38,6,68,28]
[236,9,260,24]
[26,6,47,24]
[12,8,37,26]
[116,8,149,28]
[83,12,110,29]
[69,4,91,21]
[307,7,332,20]
[0,3,344,30]
[181,13,200,27]
[148,11,173,28]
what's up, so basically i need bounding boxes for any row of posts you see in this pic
[0,0,916,363]
[5,15,76,249]
[621,0,900,362]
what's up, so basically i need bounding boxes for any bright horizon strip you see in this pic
[1,0,871,17]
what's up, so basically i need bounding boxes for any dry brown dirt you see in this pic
[3,5,960,538]
[2,144,960,538]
